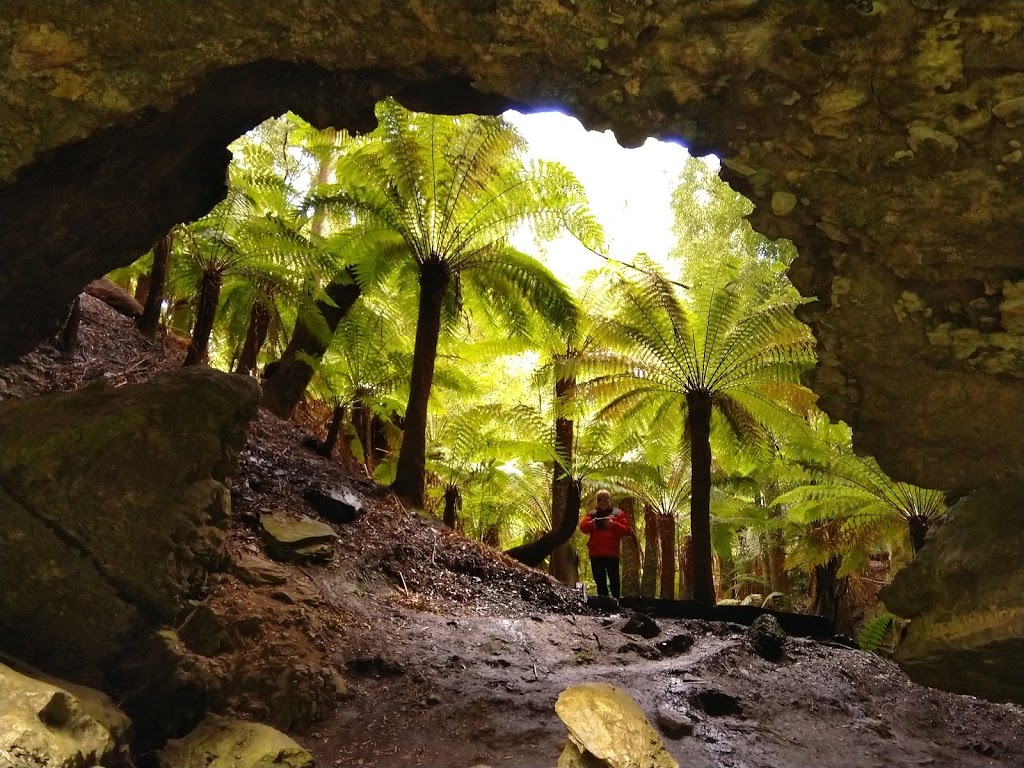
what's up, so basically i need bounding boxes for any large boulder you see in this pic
[555,683,677,768]
[0,367,259,682]
[880,484,1024,704]
[157,714,314,768]
[0,658,132,768]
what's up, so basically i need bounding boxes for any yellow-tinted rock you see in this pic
[555,683,678,768]
[157,714,314,768]
[771,190,797,216]
[0,661,131,768]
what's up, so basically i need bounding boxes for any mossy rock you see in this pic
[0,659,132,768]
[157,714,314,768]
[0,367,259,680]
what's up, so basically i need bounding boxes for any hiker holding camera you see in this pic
[579,488,631,598]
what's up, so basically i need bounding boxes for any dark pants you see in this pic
[590,556,621,598]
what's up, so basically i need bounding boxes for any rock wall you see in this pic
[1,1,1022,491]
[880,484,1024,705]
[0,367,259,681]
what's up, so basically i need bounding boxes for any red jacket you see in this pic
[580,508,631,557]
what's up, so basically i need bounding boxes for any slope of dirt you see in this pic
[3,295,1023,768]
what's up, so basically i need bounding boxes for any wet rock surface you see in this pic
[555,683,678,768]
[881,483,1024,705]
[0,658,131,768]
[157,713,315,768]
[746,614,787,661]
[0,365,259,680]
[259,512,339,564]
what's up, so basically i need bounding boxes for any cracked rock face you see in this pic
[1,0,1022,492]
[0,367,259,681]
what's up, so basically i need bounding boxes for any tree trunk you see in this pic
[59,295,82,359]
[138,230,172,338]
[262,271,362,417]
[813,556,846,632]
[236,298,273,377]
[134,273,150,305]
[717,553,736,600]
[315,403,347,457]
[619,498,641,597]
[549,375,576,585]
[767,527,789,594]
[351,399,374,470]
[183,271,222,366]
[908,514,930,555]
[443,486,461,529]
[391,260,450,508]
[505,480,583,568]
[686,390,716,604]
[658,512,676,600]
[483,524,501,548]
[640,504,660,599]
[168,300,192,336]
[678,534,695,600]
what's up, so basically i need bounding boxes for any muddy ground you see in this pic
[3,295,1023,768]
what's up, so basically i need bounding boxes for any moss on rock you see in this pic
[0,367,259,681]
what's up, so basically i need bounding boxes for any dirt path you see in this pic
[300,589,1024,768]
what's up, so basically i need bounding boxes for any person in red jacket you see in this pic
[579,488,631,598]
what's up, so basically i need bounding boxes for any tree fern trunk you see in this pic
[813,556,845,632]
[138,230,172,338]
[134,274,150,305]
[505,479,582,567]
[262,271,362,417]
[352,399,374,470]
[392,260,450,508]
[640,504,659,598]
[679,534,695,600]
[768,527,789,594]
[717,553,736,600]
[619,498,641,597]
[549,375,576,585]
[658,512,676,600]
[59,295,82,360]
[687,389,716,604]
[443,486,461,528]
[236,298,272,377]
[183,271,222,366]
[318,403,347,457]
[908,514,930,555]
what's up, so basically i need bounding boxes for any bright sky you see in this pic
[503,110,707,286]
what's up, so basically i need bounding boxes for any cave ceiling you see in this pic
[1,0,1022,493]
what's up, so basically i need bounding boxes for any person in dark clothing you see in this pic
[579,488,631,598]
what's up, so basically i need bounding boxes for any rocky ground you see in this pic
[2,295,1023,768]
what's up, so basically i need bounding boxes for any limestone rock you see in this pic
[555,683,678,768]
[303,485,364,525]
[0,367,259,680]
[157,714,314,768]
[880,484,1024,705]
[259,512,338,563]
[654,706,694,740]
[746,614,787,661]
[232,551,290,586]
[0,660,132,768]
